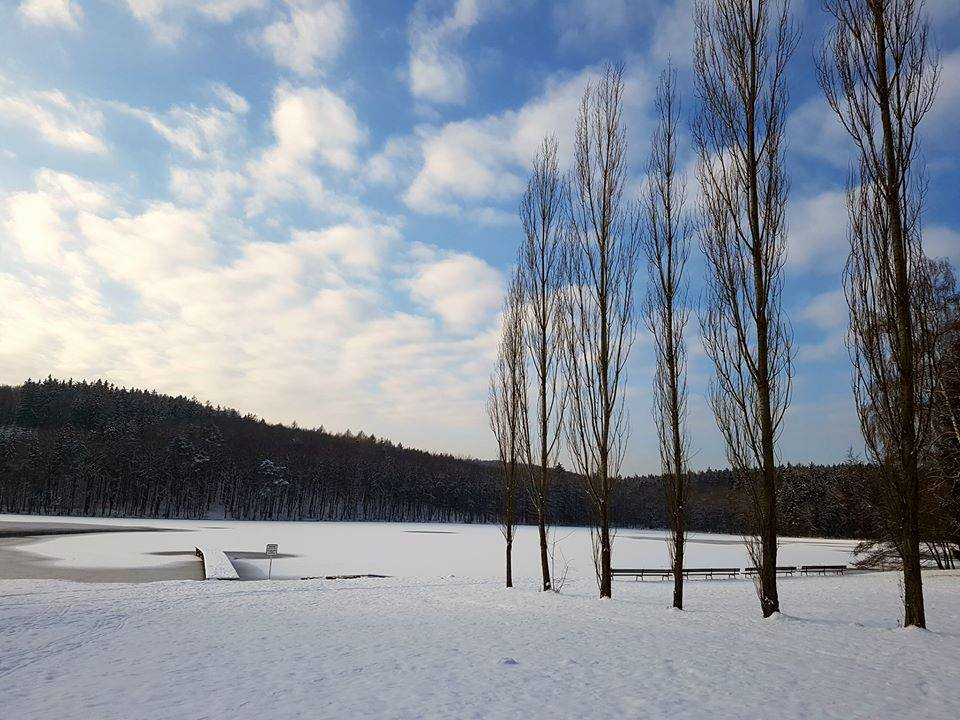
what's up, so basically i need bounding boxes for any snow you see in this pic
[1,570,959,719]
[0,514,860,581]
[2,515,953,718]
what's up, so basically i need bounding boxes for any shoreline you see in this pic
[0,521,203,583]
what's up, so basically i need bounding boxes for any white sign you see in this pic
[265,543,279,580]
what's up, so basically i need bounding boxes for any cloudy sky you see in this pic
[1,0,958,474]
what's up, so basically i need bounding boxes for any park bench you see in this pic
[194,546,239,580]
[610,568,673,581]
[743,566,797,577]
[682,567,740,579]
[611,567,742,580]
[800,564,846,576]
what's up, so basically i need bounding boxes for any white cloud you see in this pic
[34,169,112,212]
[405,114,522,214]
[261,0,351,76]
[291,223,398,277]
[18,0,82,29]
[797,288,848,362]
[400,243,504,330]
[114,85,249,161]
[929,49,960,143]
[924,226,960,264]
[786,189,849,273]
[271,85,361,170]
[123,0,266,43]
[0,170,113,323]
[404,65,652,219]
[786,95,851,166]
[551,0,690,55]
[407,0,503,105]
[246,84,364,214]
[0,170,503,458]
[0,87,106,154]
[80,203,218,295]
[799,288,846,330]
[366,136,421,187]
[5,189,76,267]
[169,168,248,213]
[650,0,698,68]
[552,0,631,48]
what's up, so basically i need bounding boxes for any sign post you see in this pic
[265,543,278,580]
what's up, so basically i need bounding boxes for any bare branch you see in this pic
[643,63,693,610]
[562,63,641,598]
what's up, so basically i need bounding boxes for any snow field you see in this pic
[1,571,959,720]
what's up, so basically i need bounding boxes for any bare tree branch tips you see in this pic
[643,63,693,611]
[518,135,568,592]
[562,63,642,599]
[487,273,529,588]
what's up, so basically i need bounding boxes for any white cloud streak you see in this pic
[0,87,106,154]
[18,0,83,29]
[123,0,267,43]
[407,0,503,105]
[246,83,365,215]
[261,0,351,76]
[404,65,653,220]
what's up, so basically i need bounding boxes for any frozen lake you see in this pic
[0,514,860,583]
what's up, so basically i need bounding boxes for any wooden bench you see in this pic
[683,567,740,579]
[800,564,846,576]
[610,568,672,581]
[195,546,240,580]
[612,567,742,580]
[743,566,797,577]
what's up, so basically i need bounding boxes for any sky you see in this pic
[0,0,958,475]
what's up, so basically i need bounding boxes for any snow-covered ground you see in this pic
[2,570,959,720]
[0,514,859,581]
[2,515,955,719]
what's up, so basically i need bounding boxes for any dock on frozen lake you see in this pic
[194,547,239,580]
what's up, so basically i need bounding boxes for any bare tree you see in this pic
[643,64,693,610]
[518,135,567,592]
[693,0,798,618]
[818,0,940,628]
[487,274,529,589]
[563,64,641,599]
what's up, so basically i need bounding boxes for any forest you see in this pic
[0,376,904,540]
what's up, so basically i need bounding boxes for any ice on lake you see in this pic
[0,514,859,582]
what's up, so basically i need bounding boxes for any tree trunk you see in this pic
[600,493,611,598]
[538,511,551,592]
[872,2,925,628]
[672,520,684,610]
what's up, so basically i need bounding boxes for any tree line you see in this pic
[487,0,958,630]
[0,377,936,541]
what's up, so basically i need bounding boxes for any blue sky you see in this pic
[0,0,958,474]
